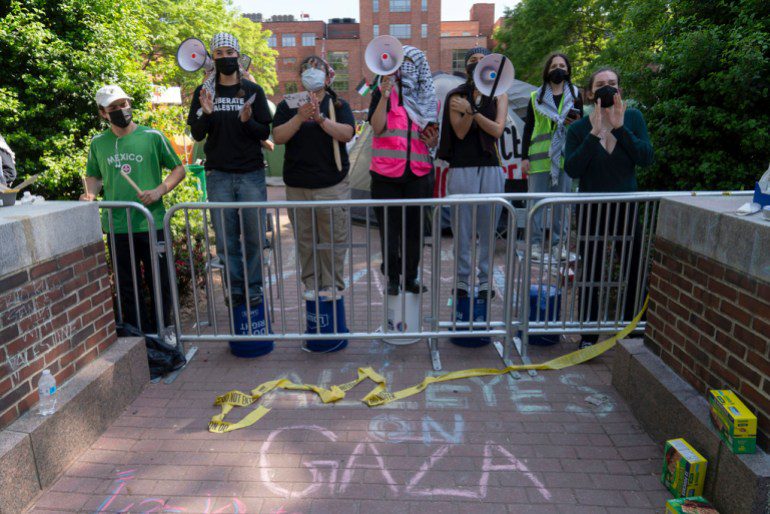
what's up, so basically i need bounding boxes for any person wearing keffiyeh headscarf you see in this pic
[186,32,274,312]
[367,44,439,296]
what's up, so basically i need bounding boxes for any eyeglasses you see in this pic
[300,61,325,72]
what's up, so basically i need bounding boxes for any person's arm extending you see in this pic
[473,94,508,139]
[448,94,474,140]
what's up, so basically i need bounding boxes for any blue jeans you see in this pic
[206,169,267,303]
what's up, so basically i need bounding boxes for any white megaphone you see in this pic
[365,35,404,76]
[473,53,515,97]
[176,38,213,72]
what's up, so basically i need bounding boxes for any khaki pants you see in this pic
[286,177,350,291]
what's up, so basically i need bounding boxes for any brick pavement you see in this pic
[27,335,672,513]
[26,187,672,513]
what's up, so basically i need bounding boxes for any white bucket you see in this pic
[384,292,421,345]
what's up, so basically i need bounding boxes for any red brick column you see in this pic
[0,242,116,428]
[646,236,770,449]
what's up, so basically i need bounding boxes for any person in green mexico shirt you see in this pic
[80,84,186,336]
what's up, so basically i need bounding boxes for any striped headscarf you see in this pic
[399,46,437,130]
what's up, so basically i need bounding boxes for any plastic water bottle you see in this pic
[38,370,57,416]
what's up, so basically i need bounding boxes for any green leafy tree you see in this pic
[0,0,151,198]
[602,0,770,190]
[0,0,277,200]
[494,0,628,85]
[140,0,278,102]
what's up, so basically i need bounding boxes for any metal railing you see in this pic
[95,191,751,375]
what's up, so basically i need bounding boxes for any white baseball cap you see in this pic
[95,85,132,108]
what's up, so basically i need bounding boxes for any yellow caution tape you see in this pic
[209,298,648,433]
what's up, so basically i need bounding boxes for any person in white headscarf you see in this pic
[368,45,438,296]
[186,32,273,308]
[0,134,16,187]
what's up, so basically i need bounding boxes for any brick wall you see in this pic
[0,241,117,428]
[646,236,770,449]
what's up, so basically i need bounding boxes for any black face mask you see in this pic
[466,62,478,80]
[108,108,132,128]
[215,57,239,76]
[548,68,568,85]
[595,85,618,108]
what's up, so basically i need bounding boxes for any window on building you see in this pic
[452,49,467,75]
[373,0,379,13]
[390,0,410,12]
[267,35,277,48]
[282,34,296,47]
[389,24,411,39]
[283,57,297,67]
[373,24,379,37]
[302,33,316,46]
[285,82,298,94]
[421,23,427,38]
[326,51,349,91]
[421,0,427,11]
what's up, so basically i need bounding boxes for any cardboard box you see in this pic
[665,496,720,513]
[708,390,757,454]
[661,439,707,498]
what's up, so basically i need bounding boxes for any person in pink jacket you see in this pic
[368,45,438,296]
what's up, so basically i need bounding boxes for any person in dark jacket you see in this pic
[187,32,273,308]
[565,67,654,348]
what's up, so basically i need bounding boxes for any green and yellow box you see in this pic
[661,439,707,498]
[665,496,720,513]
[708,389,757,454]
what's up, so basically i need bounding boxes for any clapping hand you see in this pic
[607,92,626,130]
[200,89,214,116]
[239,102,252,123]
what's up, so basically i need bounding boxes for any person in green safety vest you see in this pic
[521,53,583,262]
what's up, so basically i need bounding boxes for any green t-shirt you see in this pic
[86,125,182,233]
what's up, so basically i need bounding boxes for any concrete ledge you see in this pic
[613,338,770,514]
[0,201,101,278]
[0,430,40,514]
[657,196,770,282]
[0,337,148,512]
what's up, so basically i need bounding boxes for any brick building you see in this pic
[249,1,498,114]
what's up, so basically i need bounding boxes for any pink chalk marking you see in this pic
[406,445,483,499]
[338,442,398,494]
[482,442,552,500]
[260,425,338,498]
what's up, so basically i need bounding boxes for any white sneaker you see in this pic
[531,244,544,262]
[551,245,569,261]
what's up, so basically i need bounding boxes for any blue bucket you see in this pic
[450,296,491,347]
[228,301,274,357]
[305,298,349,352]
[528,285,561,346]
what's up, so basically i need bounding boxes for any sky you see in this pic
[232,0,514,23]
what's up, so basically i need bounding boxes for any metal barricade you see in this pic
[162,197,521,370]
[96,202,169,340]
[516,191,752,363]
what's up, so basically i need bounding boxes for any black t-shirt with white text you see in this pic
[187,80,272,173]
[273,95,355,189]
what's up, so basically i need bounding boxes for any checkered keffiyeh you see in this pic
[201,32,241,103]
[399,46,437,130]
[210,32,240,53]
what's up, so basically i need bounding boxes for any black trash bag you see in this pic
[116,324,187,379]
